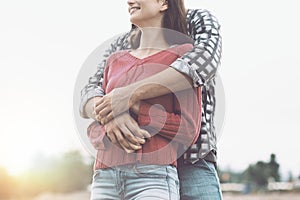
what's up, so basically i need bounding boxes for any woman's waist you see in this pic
[95,138,179,169]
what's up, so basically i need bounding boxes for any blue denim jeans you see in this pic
[91,164,179,200]
[177,158,223,200]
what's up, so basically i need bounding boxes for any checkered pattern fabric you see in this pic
[80,9,222,164]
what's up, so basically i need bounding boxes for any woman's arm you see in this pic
[95,9,222,124]
[84,49,151,152]
[130,88,202,146]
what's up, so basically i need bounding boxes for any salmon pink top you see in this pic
[90,44,202,169]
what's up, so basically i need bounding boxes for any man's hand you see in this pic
[84,96,103,121]
[94,67,193,125]
[95,87,137,125]
[104,112,151,153]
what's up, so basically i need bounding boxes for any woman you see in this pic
[89,0,202,199]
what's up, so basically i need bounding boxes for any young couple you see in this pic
[80,0,223,199]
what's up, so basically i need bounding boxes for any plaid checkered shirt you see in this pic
[80,9,222,164]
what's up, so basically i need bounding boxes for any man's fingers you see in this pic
[92,98,103,113]
[95,104,110,117]
[98,111,114,125]
[94,96,105,107]
[105,112,114,124]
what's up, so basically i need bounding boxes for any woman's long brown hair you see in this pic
[130,0,192,49]
[163,0,187,35]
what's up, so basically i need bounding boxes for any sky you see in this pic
[0,0,300,179]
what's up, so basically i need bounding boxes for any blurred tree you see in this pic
[218,167,243,183]
[288,171,294,182]
[0,167,16,199]
[54,151,93,192]
[242,154,281,191]
[268,154,280,181]
[17,150,93,196]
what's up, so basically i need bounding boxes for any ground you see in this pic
[8,191,300,200]
[26,191,300,200]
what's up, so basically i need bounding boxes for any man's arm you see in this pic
[95,67,194,124]
[79,32,132,118]
[97,11,222,123]
[170,9,222,87]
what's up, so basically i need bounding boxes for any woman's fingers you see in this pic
[126,121,149,142]
[104,112,149,152]
[122,124,146,145]
[140,129,152,140]
[109,127,141,151]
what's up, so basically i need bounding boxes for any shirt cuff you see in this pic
[137,101,168,129]
[80,88,104,118]
[137,101,152,126]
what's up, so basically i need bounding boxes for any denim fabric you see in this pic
[91,164,179,200]
[177,158,223,200]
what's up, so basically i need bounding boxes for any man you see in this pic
[80,5,223,200]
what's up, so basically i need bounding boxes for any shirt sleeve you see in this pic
[87,121,108,150]
[84,55,120,151]
[79,32,131,118]
[137,88,202,147]
[170,9,222,87]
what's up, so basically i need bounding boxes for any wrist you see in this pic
[85,96,102,119]
[124,84,140,107]
[130,101,140,115]
[129,84,147,103]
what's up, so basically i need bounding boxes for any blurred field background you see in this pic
[1,151,300,200]
[3,191,300,200]
[31,192,300,200]
[4,191,300,200]
[1,1,300,199]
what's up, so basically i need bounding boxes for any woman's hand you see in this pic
[104,112,151,153]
